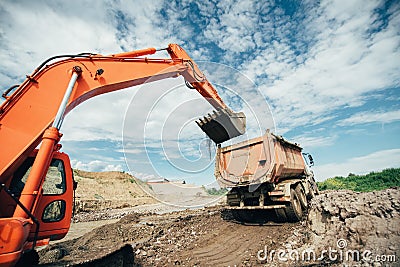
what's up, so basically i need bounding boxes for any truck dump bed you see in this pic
[215,131,305,188]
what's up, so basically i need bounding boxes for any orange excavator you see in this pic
[0,44,246,266]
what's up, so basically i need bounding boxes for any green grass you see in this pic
[317,168,400,192]
[205,187,228,195]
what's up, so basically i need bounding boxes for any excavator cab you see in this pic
[0,150,74,266]
[8,150,74,240]
[196,108,246,144]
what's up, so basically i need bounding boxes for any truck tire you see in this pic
[275,208,287,222]
[284,188,303,222]
[295,184,307,210]
[307,179,319,200]
[307,182,319,200]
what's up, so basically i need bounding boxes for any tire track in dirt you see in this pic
[39,207,302,266]
[179,215,299,266]
[191,229,243,265]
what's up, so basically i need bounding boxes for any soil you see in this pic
[72,170,157,212]
[36,171,400,267]
[39,207,303,266]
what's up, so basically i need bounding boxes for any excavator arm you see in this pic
[0,44,245,267]
[168,45,246,144]
[0,44,245,181]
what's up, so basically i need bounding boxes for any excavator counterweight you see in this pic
[196,108,246,143]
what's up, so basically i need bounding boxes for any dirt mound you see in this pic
[303,188,400,265]
[73,170,156,212]
[39,206,301,266]
[74,170,135,180]
[39,211,147,266]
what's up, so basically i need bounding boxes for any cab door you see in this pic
[29,152,74,242]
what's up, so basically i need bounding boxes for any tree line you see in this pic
[317,168,400,192]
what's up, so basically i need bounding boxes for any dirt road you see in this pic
[38,188,400,267]
[39,206,303,266]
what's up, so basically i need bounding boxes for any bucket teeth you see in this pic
[196,108,246,143]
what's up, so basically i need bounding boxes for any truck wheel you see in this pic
[275,208,287,222]
[313,184,320,196]
[307,182,319,200]
[308,187,315,200]
[295,184,307,210]
[285,188,303,222]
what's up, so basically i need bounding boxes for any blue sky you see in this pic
[0,0,399,185]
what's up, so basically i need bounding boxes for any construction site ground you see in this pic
[37,171,400,266]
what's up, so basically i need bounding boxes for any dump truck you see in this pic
[215,130,318,222]
[0,44,245,267]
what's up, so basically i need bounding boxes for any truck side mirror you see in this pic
[308,155,314,166]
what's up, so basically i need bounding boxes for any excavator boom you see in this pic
[0,44,246,267]
[0,44,245,182]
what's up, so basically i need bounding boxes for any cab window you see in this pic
[42,200,66,222]
[43,160,66,195]
[10,158,66,196]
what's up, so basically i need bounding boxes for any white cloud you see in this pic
[121,148,145,155]
[71,159,123,172]
[1,0,399,182]
[338,110,400,126]
[313,149,400,181]
[0,1,118,76]
[130,171,159,181]
[290,134,337,148]
[203,0,258,54]
[62,89,133,141]
[241,0,400,131]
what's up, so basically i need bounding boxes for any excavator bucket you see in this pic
[196,108,246,143]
